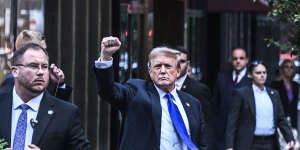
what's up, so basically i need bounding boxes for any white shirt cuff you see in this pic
[59,83,67,89]
[94,57,113,69]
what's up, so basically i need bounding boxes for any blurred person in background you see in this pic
[174,46,215,150]
[225,60,294,150]
[212,48,249,150]
[270,59,300,149]
[270,59,298,130]
[0,30,72,100]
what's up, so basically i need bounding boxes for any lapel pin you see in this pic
[185,102,191,107]
[270,91,274,95]
[48,110,54,115]
[183,85,186,89]
[30,118,39,128]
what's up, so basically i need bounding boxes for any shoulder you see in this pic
[216,71,232,83]
[45,92,78,112]
[187,77,208,89]
[127,79,148,85]
[234,86,251,95]
[270,80,282,87]
[266,86,280,95]
[178,90,201,105]
[126,79,151,89]
[217,71,231,78]
[292,81,299,86]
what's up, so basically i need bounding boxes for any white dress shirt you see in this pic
[232,68,247,84]
[95,58,191,150]
[252,84,275,135]
[175,74,187,90]
[11,87,43,150]
[154,85,190,150]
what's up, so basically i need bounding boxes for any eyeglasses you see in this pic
[15,63,49,72]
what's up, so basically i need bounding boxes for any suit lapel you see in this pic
[0,93,13,145]
[147,83,162,146]
[246,86,256,116]
[181,77,190,92]
[177,91,195,137]
[32,91,55,145]
[266,87,277,119]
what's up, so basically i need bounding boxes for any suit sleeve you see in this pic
[55,85,73,101]
[67,107,91,150]
[225,90,242,149]
[47,81,73,101]
[197,101,208,150]
[276,91,295,143]
[94,66,133,107]
[0,73,14,93]
[211,74,221,114]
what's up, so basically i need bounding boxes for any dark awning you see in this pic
[208,0,270,12]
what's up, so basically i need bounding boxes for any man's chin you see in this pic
[156,83,174,91]
[30,86,46,94]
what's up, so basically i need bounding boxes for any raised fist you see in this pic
[100,36,121,61]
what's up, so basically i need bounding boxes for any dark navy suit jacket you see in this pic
[0,73,72,101]
[95,66,207,150]
[0,90,91,150]
[212,71,249,147]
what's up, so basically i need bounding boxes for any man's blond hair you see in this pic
[15,30,43,49]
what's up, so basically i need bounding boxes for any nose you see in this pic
[36,67,46,75]
[160,65,166,73]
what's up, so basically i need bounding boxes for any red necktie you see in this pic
[234,72,239,85]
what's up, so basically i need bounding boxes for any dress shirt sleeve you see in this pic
[94,57,113,69]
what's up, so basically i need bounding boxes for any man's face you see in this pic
[231,49,248,72]
[178,53,189,78]
[249,64,267,87]
[13,49,49,94]
[149,53,179,92]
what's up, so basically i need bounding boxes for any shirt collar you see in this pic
[252,84,266,93]
[154,84,178,101]
[233,67,247,78]
[175,74,187,90]
[13,86,44,112]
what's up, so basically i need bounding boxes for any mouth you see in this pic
[33,79,45,84]
[158,77,168,81]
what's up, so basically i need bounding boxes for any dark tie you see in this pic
[233,72,239,85]
[165,93,199,150]
[13,104,30,150]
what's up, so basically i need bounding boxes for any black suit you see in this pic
[270,80,299,128]
[225,86,294,150]
[212,71,249,150]
[0,91,91,150]
[94,66,207,150]
[0,73,72,101]
[181,76,215,150]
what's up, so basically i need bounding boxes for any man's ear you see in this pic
[11,66,19,78]
[176,68,180,78]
